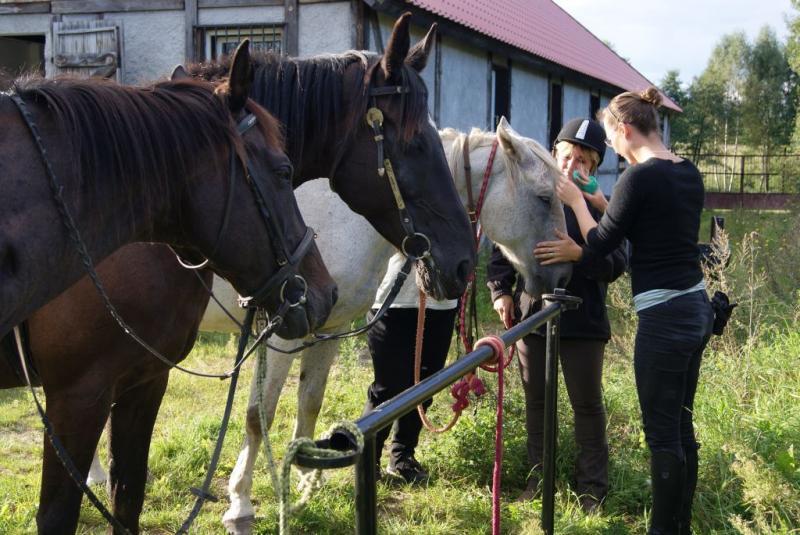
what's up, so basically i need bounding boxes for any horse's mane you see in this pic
[440,127,561,190]
[10,75,280,229]
[185,51,430,169]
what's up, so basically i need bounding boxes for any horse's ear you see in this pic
[170,65,190,81]
[496,117,526,161]
[406,23,437,72]
[382,12,412,82]
[227,39,253,113]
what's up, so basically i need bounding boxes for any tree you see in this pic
[741,26,796,153]
[660,70,689,147]
[785,0,800,145]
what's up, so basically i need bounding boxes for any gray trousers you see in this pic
[516,335,609,499]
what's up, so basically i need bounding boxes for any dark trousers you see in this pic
[634,290,714,534]
[516,335,609,499]
[362,306,457,466]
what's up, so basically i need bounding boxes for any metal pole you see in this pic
[541,291,563,535]
[355,436,378,535]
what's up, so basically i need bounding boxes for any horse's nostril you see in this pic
[456,258,471,283]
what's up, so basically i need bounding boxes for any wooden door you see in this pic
[52,20,123,81]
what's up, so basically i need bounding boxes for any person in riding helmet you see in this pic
[487,117,628,513]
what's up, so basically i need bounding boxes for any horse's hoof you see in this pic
[223,515,254,535]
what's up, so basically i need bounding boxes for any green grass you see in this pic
[1,209,799,534]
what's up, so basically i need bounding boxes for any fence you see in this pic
[681,152,800,195]
[296,290,581,535]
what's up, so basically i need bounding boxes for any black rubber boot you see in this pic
[648,451,685,535]
[678,443,699,535]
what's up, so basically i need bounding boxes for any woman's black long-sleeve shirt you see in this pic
[584,158,704,296]
[486,204,628,341]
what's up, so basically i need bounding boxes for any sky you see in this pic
[552,0,795,87]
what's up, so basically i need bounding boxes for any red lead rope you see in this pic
[474,335,509,535]
[412,137,512,533]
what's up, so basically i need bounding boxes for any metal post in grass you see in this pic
[295,291,580,534]
[355,436,378,535]
[541,290,565,535]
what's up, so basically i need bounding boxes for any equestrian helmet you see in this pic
[555,118,606,166]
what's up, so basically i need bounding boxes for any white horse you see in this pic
[88,119,570,533]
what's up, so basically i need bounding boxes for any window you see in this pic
[200,25,283,60]
[590,93,600,120]
[490,63,510,128]
[0,35,45,84]
[548,82,563,146]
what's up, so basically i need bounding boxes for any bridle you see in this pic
[329,65,432,262]
[7,91,312,376]
[174,110,315,316]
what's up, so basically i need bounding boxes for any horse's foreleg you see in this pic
[37,389,111,535]
[108,374,169,535]
[294,340,340,441]
[223,346,293,533]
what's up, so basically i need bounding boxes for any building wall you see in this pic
[509,63,548,145]
[115,11,184,84]
[438,35,488,132]
[197,5,283,26]
[298,2,352,57]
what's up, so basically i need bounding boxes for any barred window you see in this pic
[200,25,283,60]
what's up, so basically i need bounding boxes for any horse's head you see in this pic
[175,41,337,338]
[449,119,572,299]
[331,13,475,300]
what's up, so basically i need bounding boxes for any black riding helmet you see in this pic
[554,118,606,166]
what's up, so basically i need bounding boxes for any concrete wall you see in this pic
[115,11,184,84]
[0,14,53,77]
[197,5,283,26]
[298,2,352,57]
[509,63,548,145]
[438,35,488,131]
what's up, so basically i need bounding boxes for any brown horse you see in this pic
[0,41,336,340]
[0,13,472,534]
[0,41,337,534]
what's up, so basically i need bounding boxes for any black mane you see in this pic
[186,51,430,169]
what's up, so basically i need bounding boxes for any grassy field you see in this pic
[1,208,799,534]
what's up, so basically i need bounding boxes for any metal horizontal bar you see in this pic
[327,303,562,447]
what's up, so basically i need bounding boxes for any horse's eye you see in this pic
[538,195,551,205]
[276,165,293,183]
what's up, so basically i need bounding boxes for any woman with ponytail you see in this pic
[554,87,714,534]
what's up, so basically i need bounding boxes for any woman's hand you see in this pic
[493,295,515,329]
[534,229,582,266]
[555,172,584,208]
